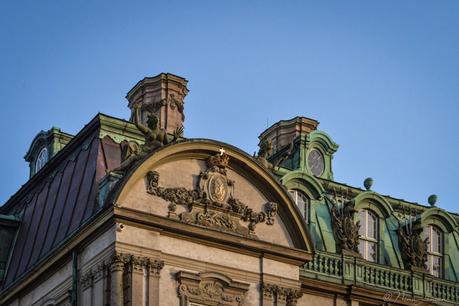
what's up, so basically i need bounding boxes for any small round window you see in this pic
[307,149,325,177]
[35,147,49,173]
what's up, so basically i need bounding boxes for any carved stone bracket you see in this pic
[145,151,278,237]
[329,198,361,254]
[261,283,303,306]
[176,271,249,306]
[398,222,428,270]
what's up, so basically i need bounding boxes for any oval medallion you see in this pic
[208,175,227,203]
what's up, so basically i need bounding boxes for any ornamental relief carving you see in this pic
[261,283,303,306]
[398,222,428,270]
[176,271,249,306]
[145,151,278,238]
[328,197,361,255]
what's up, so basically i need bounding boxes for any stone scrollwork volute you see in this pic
[329,198,361,254]
[398,221,428,270]
[176,271,249,306]
[145,150,279,237]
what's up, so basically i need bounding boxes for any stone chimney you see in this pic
[126,73,189,134]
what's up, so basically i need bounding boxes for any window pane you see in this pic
[288,190,309,224]
[358,240,365,258]
[368,242,377,262]
[432,227,442,253]
[367,212,377,239]
[432,255,442,277]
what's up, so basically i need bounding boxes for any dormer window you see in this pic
[358,209,378,262]
[289,189,310,224]
[424,225,443,278]
[35,147,49,173]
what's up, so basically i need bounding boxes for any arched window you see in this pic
[424,225,443,278]
[35,147,49,173]
[288,190,310,224]
[358,209,378,262]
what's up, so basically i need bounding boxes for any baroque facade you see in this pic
[0,73,458,306]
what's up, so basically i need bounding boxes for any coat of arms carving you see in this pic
[145,150,278,237]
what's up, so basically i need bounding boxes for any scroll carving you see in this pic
[261,283,303,306]
[176,271,249,306]
[145,151,278,237]
[330,199,361,254]
[398,222,428,270]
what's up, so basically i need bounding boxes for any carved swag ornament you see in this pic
[176,271,249,306]
[145,151,278,237]
[398,222,428,270]
[329,197,361,254]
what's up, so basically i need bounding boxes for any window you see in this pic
[424,225,443,278]
[358,209,378,262]
[35,147,49,173]
[288,190,310,224]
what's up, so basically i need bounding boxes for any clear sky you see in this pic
[0,1,458,212]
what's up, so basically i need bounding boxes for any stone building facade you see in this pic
[0,73,458,306]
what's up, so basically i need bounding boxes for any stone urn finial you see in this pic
[428,194,437,207]
[363,177,373,191]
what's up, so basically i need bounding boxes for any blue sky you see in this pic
[0,1,458,212]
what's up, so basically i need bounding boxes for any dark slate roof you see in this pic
[0,115,125,290]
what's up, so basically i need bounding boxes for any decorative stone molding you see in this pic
[81,270,94,290]
[261,283,303,306]
[398,222,428,270]
[329,197,361,254]
[108,252,165,275]
[261,283,277,299]
[144,257,165,277]
[145,151,278,237]
[176,271,249,306]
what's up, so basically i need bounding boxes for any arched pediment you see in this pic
[421,207,458,233]
[280,171,325,200]
[353,191,395,219]
[111,139,314,261]
[307,130,339,154]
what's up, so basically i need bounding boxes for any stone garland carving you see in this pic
[398,222,428,270]
[261,283,303,306]
[329,198,361,254]
[177,271,249,306]
[145,151,278,237]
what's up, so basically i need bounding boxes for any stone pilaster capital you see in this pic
[109,252,128,272]
[146,258,165,277]
[81,270,94,290]
[93,263,107,281]
[261,283,277,299]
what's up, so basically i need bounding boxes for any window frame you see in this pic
[358,209,379,262]
[35,147,49,173]
[288,189,310,224]
[424,224,444,278]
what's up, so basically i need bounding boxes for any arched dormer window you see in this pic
[35,147,49,173]
[423,225,443,278]
[289,189,310,224]
[358,209,378,262]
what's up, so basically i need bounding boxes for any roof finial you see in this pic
[428,194,437,207]
[363,177,373,191]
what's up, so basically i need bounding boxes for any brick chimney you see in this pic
[126,73,189,134]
